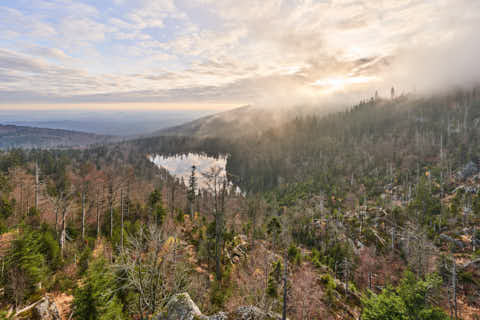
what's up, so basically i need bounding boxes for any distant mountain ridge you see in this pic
[0,124,113,149]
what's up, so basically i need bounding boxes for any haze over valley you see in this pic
[0,108,218,136]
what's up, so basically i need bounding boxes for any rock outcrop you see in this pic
[160,293,283,320]
[228,306,283,320]
[229,235,249,264]
[458,161,478,180]
[163,293,205,320]
[32,296,61,320]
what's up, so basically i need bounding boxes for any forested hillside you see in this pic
[152,104,326,139]
[0,125,113,149]
[0,88,479,319]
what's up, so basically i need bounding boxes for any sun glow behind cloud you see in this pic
[312,76,379,92]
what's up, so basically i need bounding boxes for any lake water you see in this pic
[150,153,228,190]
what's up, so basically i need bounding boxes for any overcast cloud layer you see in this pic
[0,0,479,108]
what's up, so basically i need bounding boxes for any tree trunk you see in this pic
[368,272,372,290]
[344,257,349,296]
[60,208,67,258]
[81,191,86,241]
[215,179,226,281]
[391,226,395,251]
[34,162,39,209]
[452,261,457,320]
[96,190,100,239]
[120,189,124,250]
[110,201,113,239]
[170,182,176,216]
[215,208,222,281]
[282,250,288,320]
[55,207,59,236]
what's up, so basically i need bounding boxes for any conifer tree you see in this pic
[187,165,197,218]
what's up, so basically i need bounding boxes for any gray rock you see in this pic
[439,234,465,251]
[458,161,478,180]
[33,296,61,320]
[163,293,206,320]
[455,240,465,249]
[229,306,282,320]
[208,312,228,320]
[440,234,453,242]
[160,293,284,320]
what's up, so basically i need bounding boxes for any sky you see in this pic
[0,0,479,110]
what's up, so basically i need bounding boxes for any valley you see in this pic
[1,1,479,318]
[0,89,479,319]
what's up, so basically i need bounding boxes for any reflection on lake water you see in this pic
[149,153,228,189]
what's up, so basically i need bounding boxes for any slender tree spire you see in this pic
[282,249,288,320]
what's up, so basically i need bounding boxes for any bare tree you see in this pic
[290,265,325,320]
[202,166,228,281]
[449,257,458,320]
[95,185,102,239]
[114,225,189,318]
[34,161,39,210]
[282,250,288,320]
[48,189,73,258]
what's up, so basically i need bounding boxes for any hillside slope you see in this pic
[152,104,325,139]
[0,124,113,149]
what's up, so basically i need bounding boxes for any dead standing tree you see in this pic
[75,163,95,242]
[46,181,74,258]
[202,166,228,281]
[114,225,189,319]
[104,168,128,241]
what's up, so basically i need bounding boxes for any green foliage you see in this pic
[397,272,445,319]
[187,165,197,213]
[410,178,440,223]
[154,204,166,226]
[266,217,281,236]
[210,268,233,311]
[0,149,25,173]
[175,208,185,224]
[27,207,40,217]
[52,273,75,292]
[325,241,354,272]
[320,273,337,305]
[73,258,125,320]
[39,226,61,270]
[0,173,11,194]
[210,281,230,310]
[266,260,282,298]
[362,272,448,320]
[3,228,49,305]
[77,246,93,276]
[0,198,13,220]
[148,189,162,207]
[0,198,13,233]
[310,248,323,269]
[287,244,302,265]
[362,287,408,320]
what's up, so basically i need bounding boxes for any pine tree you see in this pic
[187,165,197,218]
[149,189,165,225]
[73,258,125,320]
[4,228,49,308]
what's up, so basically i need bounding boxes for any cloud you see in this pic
[0,0,478,106]
[24,46,71,61]
[0,6,57,38]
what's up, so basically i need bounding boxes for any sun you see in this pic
[311,76,379,92]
